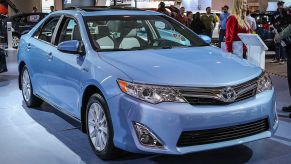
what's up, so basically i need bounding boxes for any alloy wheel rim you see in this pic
[88,102,109,151]
[12,36,19,47]
[22,69,31,102]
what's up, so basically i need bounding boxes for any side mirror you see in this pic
[57,40,85,55]
[199,35,211,44]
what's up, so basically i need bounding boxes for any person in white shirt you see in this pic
[246,10,256,32]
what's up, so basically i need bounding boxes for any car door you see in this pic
[46,17,84,117]
[28,15,61,99]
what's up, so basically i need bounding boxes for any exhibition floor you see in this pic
[1,51,291,164]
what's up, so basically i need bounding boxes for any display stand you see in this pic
[5,22,17,74]
[238,33,268,69]
[5,22,16,51]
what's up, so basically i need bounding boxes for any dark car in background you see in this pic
[0,14,8,38]
[0,12,48,48]
[251,12,275,51]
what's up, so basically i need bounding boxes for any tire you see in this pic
[12,34,20,48]
[21,66,42,107]
[86,93,121,160]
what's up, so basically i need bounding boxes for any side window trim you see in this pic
[51,15,65,45]
[32,14,63,46]
[55,15,83,45]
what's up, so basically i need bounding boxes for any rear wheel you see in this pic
[86,93,121,160]
[21,66,42,107]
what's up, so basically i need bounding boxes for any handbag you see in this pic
[221,41,244,58]
[0,49,7,73]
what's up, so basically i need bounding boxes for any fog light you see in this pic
[133,122,163,148]
[274,114,278,123]
[274,103,278,123]
[274,111,278,124]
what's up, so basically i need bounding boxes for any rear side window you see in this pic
[34,16,60,43]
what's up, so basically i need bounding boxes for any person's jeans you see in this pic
[275,43,287,60]
[218,29,226,48]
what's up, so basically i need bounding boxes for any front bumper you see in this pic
[108,88,277,154]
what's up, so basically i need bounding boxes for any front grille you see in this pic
[178,77,258,105]
[177,118,269,147]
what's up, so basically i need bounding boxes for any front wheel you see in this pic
[86,93,121,160]
[21,66,42,107]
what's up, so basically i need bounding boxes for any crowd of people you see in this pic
[157,0,291,116]
[157,2,217,38]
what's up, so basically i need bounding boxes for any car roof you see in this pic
[53,6,163,17]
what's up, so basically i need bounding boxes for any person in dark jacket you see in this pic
[176,7,188,25]
[186,11,193,27]
[271,1,288,64]
[157,2,169,16]
[275,23,291,117]
[201,7,217,38]
[191,12,205,35]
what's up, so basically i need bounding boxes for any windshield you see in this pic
[84,15,208,51]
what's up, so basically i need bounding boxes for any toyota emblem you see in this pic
[219,87,237,103]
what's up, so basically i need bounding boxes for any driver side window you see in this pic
[58,18,81,44]
[35,16,60,43]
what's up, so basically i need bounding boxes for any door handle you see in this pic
[47,52,53,61]
[81,67,89,72]
[27,43,31,50]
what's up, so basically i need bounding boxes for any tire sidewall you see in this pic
[86,93,115,159]
[21,66,33,106]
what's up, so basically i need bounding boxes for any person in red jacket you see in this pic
[225,0,250,58]
[176,7,188,25]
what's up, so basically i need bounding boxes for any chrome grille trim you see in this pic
[176,77,259,105]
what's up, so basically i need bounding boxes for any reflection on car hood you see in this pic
[99,46,262,87]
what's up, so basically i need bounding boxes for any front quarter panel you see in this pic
[79,50,132,116]
[17,35,28,64]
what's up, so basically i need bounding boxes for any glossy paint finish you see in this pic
[99,46,262,86]
[57,40,81,54]
[17,9,277,154]
[108,89,277,154]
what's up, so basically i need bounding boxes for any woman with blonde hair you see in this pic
[225,0,250,58]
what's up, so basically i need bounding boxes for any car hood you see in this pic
[99,46,262,87]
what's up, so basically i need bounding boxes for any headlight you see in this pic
[257,72,272,93]
[117,80,186,104]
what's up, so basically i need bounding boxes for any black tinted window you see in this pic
[57,18,81,44]
[13,14,44,23]
[36,16,60,43]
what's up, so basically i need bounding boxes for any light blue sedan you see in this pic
[17,7,278,160]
